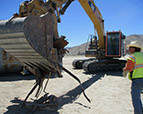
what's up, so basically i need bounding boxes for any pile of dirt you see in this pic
[66,34,143,56]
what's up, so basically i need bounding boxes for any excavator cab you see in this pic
[106,31,125,58]
[85,31,125,58]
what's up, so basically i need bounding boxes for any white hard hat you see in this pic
[127,41,142,49]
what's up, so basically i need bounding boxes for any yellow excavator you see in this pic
[70,0,126,73]
[0,0,126,107]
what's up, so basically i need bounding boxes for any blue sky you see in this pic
[0,0,143,47]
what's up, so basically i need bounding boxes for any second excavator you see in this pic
[70,0,126,73]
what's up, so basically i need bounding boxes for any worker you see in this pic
[123,41,143,114]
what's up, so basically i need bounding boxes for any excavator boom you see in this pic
[78,0,105,49]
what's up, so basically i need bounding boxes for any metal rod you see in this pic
[43,72,52,93]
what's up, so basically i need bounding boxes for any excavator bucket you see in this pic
[0,12,63,76]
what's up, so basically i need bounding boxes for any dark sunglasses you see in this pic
[129,47,135,48]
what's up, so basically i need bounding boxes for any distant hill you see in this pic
[125,35,143,49]
[66,35,143,56]
[66,43,87,56]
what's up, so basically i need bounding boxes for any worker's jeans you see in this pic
[131,78,143,114]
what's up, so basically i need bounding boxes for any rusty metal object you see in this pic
[0,12,66,104]
[24,13,54,59]
[0,0,70,105]
[54,36,68,49]
[0,13,63,76]
[0,48,22,73]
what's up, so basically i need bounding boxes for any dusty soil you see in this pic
[0,56,134,114]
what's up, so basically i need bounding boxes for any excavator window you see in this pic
[106,31,122,57]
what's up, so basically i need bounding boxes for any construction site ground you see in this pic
[0,56,138,114]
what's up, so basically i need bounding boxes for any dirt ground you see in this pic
[0,56,135,114]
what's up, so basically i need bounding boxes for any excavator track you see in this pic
[82,58,126,74]
[72,58,95,69]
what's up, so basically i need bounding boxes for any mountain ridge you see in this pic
[66,34,143,56]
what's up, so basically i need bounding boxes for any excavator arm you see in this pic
[78,0,105,49]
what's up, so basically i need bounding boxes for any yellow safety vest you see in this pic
[127,52,143,80]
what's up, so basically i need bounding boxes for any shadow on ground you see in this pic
[4,73,104,114]
[0,73,35,82]
[0,72,59,82]
[83,71,123,77]
[105,71,123,77]
[57,73,104,108]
